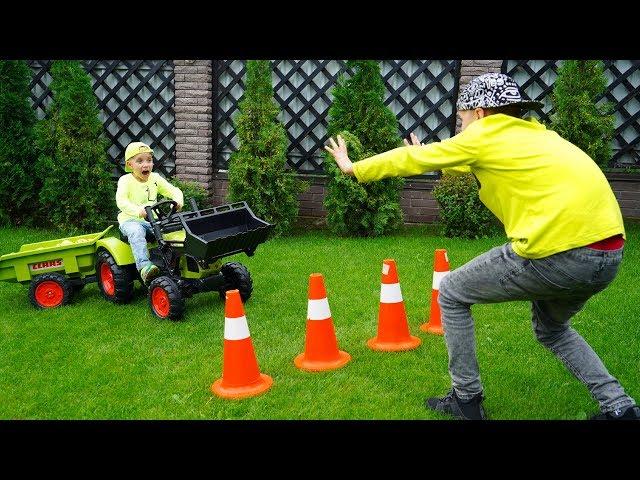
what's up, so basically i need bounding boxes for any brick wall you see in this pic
[211,172,229,209]
[173,60,213,191]
[175,59,640,225]
[210,172,440,226]
[609,173,640,219]
[458,60,502,87]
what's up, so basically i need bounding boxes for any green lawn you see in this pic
[1,222,638,420]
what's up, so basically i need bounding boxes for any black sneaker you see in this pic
[426,389,487,420]
[590,405,640,420]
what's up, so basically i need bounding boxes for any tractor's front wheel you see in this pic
[149,276,185,321]
[29,273,73,309]
[218,262,253,302]
[96,250,135,304]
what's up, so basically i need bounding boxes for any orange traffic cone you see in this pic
[211,289,273,399]
[420,249,449,335]
[367,259,421,351]
[294,273,351,371]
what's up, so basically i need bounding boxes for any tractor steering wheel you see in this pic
[148,200,178,222]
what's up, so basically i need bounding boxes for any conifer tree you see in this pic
[34,61,115,232]
[324,60,404,236]
[550,60,615,169]
[227,60,305,236]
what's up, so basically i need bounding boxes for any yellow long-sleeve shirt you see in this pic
[116,172,184,224]
[352,114,625,259]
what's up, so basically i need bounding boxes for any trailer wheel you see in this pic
[149,276,185,321]
[96,250,134,304]
[29,273,73,309]
[218,262,253,302]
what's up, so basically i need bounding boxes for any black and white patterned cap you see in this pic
[456,73,544,111]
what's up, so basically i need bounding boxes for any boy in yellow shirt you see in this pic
[116,142,184,285]
[325,73,638,421]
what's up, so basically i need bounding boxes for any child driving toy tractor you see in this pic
[0,199,273,320]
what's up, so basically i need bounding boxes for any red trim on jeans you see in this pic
[586,234,625,250]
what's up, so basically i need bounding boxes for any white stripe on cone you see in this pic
[432,270,449,289]
[307,298,331,320]
[380,283,403,303]
[224,315,250,340]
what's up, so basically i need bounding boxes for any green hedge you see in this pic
[169,177,212,211]
[432,173,499,239]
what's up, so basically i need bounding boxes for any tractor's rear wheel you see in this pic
[149,276,185,321]
[96,250,135,304]
[218,262,253,302]
[29,273,73,309]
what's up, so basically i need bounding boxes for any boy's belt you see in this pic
[586,234,624,251]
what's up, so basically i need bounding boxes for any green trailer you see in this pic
[0,200,273,319]
[0,226,118,308]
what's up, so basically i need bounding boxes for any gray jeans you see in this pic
[438,242,635,414]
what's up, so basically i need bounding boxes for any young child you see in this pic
[116,142,184,285]
[325,73,639,421]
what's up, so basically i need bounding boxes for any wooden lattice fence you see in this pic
[502,60,640,168]
[28,60,175,177]
[213,60,461,175]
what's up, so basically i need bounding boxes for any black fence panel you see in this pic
[502,60,640,168]
[28,60,176,177]
[213,60,461,175]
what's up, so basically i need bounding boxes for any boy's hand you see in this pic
[324,135,354,175]
[139,207,148,219]
[403,132,424,146]
[176,202,183,212]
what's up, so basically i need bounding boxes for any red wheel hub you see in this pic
[151,287,170,318]
[35,281,64,307]
[100,263,115,296]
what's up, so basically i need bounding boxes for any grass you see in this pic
[1,222,639,420]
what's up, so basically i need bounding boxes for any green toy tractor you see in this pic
[0,200,274,320]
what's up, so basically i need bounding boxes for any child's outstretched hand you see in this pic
[139,207,148,219]
[324,135,354,175]
[403,132,424,146]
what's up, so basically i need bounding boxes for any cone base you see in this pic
[211,373,273,399]
[420,322,444,335]
[294,350,351,372]
[367,335,422,351]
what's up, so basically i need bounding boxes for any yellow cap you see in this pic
[124,142,153,172]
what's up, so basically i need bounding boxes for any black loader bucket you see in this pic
[179,202,274,261]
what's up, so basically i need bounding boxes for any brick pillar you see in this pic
[456,60,503,133]
[459,60,503,88]
[173,60,213,192]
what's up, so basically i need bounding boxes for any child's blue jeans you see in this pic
[119,220,155,271]
[438,242,635,415]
